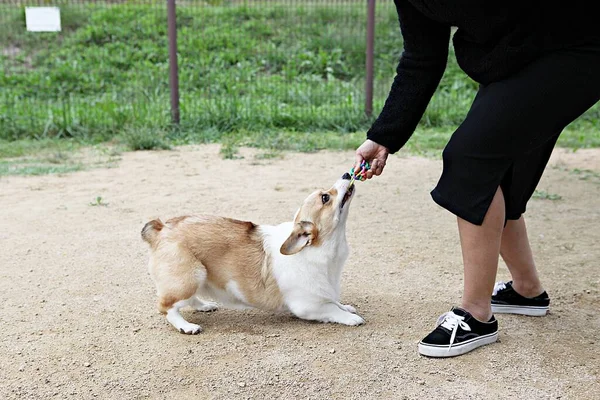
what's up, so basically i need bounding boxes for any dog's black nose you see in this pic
[342,172,351,180]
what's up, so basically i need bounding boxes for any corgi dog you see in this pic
[141,172,364,334]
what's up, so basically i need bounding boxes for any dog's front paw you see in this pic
[335,312,365,326]
[341,304,357,314]
[177,323,203,335]
[345,313,365,326]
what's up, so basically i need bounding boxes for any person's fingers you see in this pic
[354,151,365,173]
[377,155,387,175]
[367,158,379,179]
[374,150,388,176]
[371,158,379,171]
[354,151,364,165]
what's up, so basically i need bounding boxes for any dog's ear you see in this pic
[280,221,318,255]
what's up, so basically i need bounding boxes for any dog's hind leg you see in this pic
[162,298,203,334]
[155,269,203,334]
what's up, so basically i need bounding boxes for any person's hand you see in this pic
[354,139,390,179]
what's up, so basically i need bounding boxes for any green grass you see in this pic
[552,163,600,185]
[0,137,82,158]
[1,2,387,141]
[120,128,171,151]
[0,159,83,176]
[532,190,562,201]
[89,196,109,207]
[1,1,599,170]
[0,138,123,176]
[570,167,600,184]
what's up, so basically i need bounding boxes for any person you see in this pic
[354,1,600,358]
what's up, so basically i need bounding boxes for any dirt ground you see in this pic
[1,145,599,400]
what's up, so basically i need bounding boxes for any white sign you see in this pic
[25,7,62,32]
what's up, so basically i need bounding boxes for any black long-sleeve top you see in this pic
[367,1,600,154]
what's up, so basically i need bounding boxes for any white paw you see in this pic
[341,313,365,326]
[325,312,364,326]
[195,301,219,312]
[341,304,357,314]
[177,323,203,335]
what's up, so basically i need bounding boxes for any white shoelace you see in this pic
[436,311,471,352]
[492,281,507,296]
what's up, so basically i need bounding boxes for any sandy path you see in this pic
[0,145,598,399]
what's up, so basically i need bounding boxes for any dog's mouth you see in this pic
[340,184,354,209]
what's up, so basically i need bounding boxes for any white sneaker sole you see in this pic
[491,304,549,316]
[418,331,498,358]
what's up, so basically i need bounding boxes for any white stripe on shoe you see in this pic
[491,304,549,316]
[418,331,499,358]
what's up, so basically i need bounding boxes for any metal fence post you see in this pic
[365,0,376,117]
[167,0,180,124]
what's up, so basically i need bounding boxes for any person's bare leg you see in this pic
[458,187,505,322]
[499,217,544,297]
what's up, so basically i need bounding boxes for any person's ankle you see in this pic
[459,302,493,322]
[511,280,544,298]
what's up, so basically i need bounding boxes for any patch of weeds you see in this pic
[120,129,171,151]
[0,140,125,176]
[220,144,241,159]
[44,151,71,164]
[0,138,81,159]
[532,190,562,201]
[219,137,242,159]
[255,150,282,160]
[552,164,600,184]
[571,168,600,183]
[94,144,123,158]
[89,196,109,207]
[103,155,122,169]
[87,144,123,169]
[0,161,83,176]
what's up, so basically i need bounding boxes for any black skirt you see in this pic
[431,43,600,225]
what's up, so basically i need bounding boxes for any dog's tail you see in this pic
[141,219,164,248]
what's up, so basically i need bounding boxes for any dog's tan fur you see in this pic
[293,188,340,245]
[144,216,283,314]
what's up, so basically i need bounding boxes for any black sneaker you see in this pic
[491,281,550,316]
[418,307,498,358]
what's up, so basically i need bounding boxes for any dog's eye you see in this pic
[321,194,330,204]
